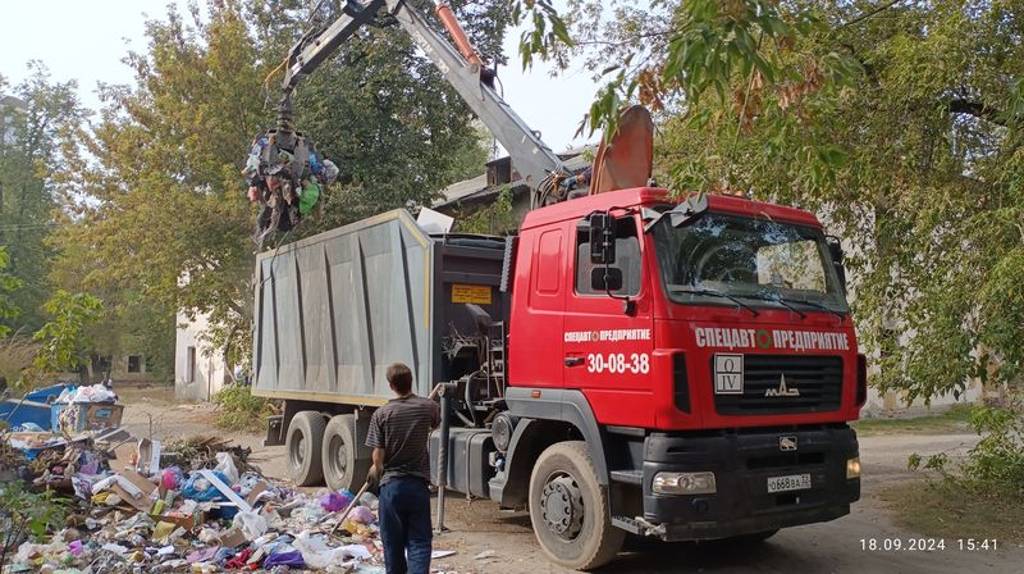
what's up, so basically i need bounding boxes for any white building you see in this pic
[174,310,230,401]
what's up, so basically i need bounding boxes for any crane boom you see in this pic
[279,0,568,208]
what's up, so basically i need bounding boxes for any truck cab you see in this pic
[498,187,863,568]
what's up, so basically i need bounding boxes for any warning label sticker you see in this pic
[452,284,492,305]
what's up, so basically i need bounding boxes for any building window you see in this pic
[92,355,112,376]
[187,347,197,383]
[128,355,143,373]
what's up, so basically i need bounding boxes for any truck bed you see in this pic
[252,209,507,404]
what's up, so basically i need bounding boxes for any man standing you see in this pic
[366,363,440,574]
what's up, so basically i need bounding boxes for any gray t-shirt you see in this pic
[365,394,440,484]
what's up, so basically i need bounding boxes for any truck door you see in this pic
[563,214,654,426]
[509,226,568,388]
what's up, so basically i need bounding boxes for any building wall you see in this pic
[174,311,229,401]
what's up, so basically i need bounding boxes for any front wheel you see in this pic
[528,441,624,570]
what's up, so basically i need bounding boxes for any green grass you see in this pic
[881,478,1024,545]
[853,404,974,436]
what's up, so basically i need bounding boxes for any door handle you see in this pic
[564,356,584,367]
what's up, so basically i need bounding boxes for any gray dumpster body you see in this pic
[252,209,508,405]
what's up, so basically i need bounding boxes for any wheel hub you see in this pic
[330,435,348,477]
[290,435,305,469]
[541,475,584,539]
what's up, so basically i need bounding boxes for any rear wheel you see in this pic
[322,414,370,491]
[286,411,326,486]
[528,441,624,570]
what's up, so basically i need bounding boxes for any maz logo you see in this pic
[765,373,800,397]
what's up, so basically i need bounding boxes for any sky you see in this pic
[0,0,598,152]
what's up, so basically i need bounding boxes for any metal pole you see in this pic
[435,383,454,533]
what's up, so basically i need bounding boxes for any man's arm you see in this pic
[366,410,386,485]
[372,447,386,478]
[431,401,441,430]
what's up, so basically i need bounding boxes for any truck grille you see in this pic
[714,355,843,415]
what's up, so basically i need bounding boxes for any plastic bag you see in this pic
[181,472,230,502]
[161,467,184,491]
[263,549,305,568]
[319,489,353,512]
[357,491,378,509]
[214,452,239,485]
[348,505,375,525]
[232,511,268,540]
[294,531,371,569]
[299,180,321,216]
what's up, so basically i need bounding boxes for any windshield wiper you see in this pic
[750,289,845,321]
[780,297,846,321]
[672,287,760,317]
[743,292,807,319]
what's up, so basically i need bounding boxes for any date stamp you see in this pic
[860,538,999,552]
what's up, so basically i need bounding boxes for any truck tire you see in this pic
[528,441,624,570]
[286,411,326,486]
[322,414,370,491]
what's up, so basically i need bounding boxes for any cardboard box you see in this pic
[154,511,206,531]
[109,470,157,513]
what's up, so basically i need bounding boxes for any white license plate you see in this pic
[767,473,811,493]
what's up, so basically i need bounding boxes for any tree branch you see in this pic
[837,0,907,30]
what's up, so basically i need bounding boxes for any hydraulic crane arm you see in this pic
[279,0,568,207]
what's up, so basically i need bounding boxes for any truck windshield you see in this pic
[652,212,849,313]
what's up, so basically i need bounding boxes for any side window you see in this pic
[536,229,563,294]
[576,217,641,296]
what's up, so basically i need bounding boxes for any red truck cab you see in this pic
[497,187,863,567]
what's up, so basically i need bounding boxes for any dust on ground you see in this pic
[117,385,1024,573]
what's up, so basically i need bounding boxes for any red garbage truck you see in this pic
[254,186,864,569]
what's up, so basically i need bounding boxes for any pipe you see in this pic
[434,2,483,66]
[435,382,455,533]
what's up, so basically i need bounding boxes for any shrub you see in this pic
[0,337,37,391]
[0,482,69,568]
[212,384,276,432]
[909,394,1024,494]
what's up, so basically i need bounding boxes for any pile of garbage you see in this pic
[2,428,392,574]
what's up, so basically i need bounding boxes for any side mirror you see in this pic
[826,236,847,292]
[587,212,616,265]
[591,267,623,292]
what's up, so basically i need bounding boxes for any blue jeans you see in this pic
[378,476,432,574]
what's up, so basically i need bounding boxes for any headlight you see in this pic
[847,456,861,479]
[652,471,717,495]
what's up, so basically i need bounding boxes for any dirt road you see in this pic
[118,388,1023,573]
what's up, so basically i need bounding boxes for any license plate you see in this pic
[767,473,811,493]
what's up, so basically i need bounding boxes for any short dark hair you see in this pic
[386,363,413,394]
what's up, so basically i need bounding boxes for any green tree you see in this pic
[33,290,103,375]
[534,0,1024,402]
[51,0,512,365]
[0,64,85,332]
[0,246,21,338]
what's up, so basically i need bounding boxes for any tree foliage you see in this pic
[456,187,517,235]
[529,0,1024,402]
[0,247,21,338]
[32,290,103,374]
[0,65,84,333]
[51,0,507,366]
